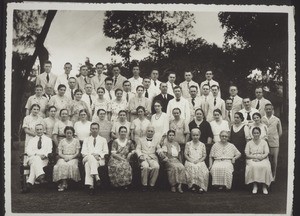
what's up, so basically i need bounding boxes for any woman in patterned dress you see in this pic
[160,130,186,193]
[69,89,91,124]
[22,104,44,150]
[245,127,273,194]
[111,110,131,140]
[130,106,151,143]
[108,126,135,188]
[52,109,73,149]
[151,100,169,144]
[209,130,241,190]
[48,84,70,119]
[249,112,268,141]
[53,126,81,191]
[185,128,209,193]
[169,108,190,162]
[91,87,111,122]
[43,105,58,138]
[73,109,92,145]
[110,88,128,123]
[229,112,251,189]
[128,85,151,122]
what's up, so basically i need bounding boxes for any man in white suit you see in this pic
[179,71,200,99]
[91,62,107,92]
[149,69,161,94]
[81,123,108,194]
[112,65,127,91]
[36,60,57,91]
[205,85,225,122]
[166,72,177,97]
[251,87,271,117]
[77,65,91,94]
[229,85,243,116]
[54,62,72,94]
[224,98,235,127]
[128,65,143,93]
[200,70,220,97]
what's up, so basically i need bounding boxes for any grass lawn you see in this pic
[10,128,289,214]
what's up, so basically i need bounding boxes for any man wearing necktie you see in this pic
[179,71,201,99]
[225,98,234,126]
[166,72,177,97]
[205,85,225,122]
[54,62,73,94]
[81,123,108,194]
[149,69,161,94]
[188,85,205,121]
[199,70,221,98]
[240,97,259,125]
[151,82,174,114]
[81,83,96,116]
[36,60,57,91]
[229,85,243,116]
[122,80,135,103]
[24,124,53,192]
[136,126,161,191]
[251,87,271,117]
[77,65,91,93]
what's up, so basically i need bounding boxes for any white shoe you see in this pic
[262,186,268,194]
[252,184,258,194]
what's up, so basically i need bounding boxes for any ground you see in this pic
[10,128,289,214]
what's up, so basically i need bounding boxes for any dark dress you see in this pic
[188,120,213,166]
[230,125,247,189]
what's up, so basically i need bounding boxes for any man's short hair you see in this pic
[95,62,104,67]
[189,85,198,90]
[211,85,219,90]
[123,80,131,86]
[80,65,87,71]
[105,77,113,83]
[173,86,181,91]
[91,122,100,129]
[44,60,52,65]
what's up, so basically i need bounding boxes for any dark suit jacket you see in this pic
[151,93,174,114]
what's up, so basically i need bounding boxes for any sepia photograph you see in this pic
[4,2,295,215]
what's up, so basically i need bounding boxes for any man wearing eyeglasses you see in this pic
[200,71,220,98]
[24,124,53,192]
[229,85,243,116]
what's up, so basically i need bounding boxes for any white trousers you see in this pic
[83,155,104,186]
[27,155,48,185]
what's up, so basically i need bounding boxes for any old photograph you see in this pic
[4,2,295,215]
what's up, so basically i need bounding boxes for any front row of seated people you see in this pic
[24,122,273,195]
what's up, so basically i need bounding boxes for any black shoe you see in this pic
[88,188,95,195]
[22,183,32,193]
[142,185,147,192]
[95,180,101,187]
[149,186,155,192]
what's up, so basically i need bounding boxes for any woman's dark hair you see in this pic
[153,100,162,107]
[136,85,145,91]
[30,103,40,112]
[115,88,123,95]
[79,109,87,115]
[64,126,75,135]
[252,126,261,134]
[97,87,105,93]
[252,112,262,119]
[57,84,67,91]
[118,126,128,133]
[136,106,146,113]
[213,108,222,115]
[48,105,57,112]
[172,107,181,114]
[97,109,106,116]
[118,110,127,115]
[235,112,244,122]
[74,89,83,95]
[167,130,176,136]
[59,109,68,116]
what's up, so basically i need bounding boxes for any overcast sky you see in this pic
[43,10,226,76]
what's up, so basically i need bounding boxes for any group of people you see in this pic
[22,60,283,195]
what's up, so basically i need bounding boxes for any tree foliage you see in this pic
[103,11,195,66]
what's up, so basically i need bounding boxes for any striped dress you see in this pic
[210,142,240,189]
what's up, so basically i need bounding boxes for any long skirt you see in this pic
[245,159,273,186]
[210,160,234,189]
[108,157,132,187]
[164,158,186,186]
[185,161,209,191]
[53,158,81,182]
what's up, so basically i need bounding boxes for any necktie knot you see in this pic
[192,98,195,106]
[93,137,96,146]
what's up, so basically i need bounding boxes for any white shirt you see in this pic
[103,89,116,102]
[166,97,191,124]
[81,93,97,113]
[200,79,221,97]
[128,77,143,93]
[54,73,70,94]
[143,87,158,104]
[81,135,108,158]
[239,108,259,125]
[179,80,200,99]
[26,135,53,156]
[122,91,135,103]
[74,121,92,141]
[166,81,177,97]
[150,79,161,95]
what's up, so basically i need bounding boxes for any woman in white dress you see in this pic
[210,109,230,143]
[91,87,111,122]
[22,104,44,150]
[184,128,209,193]
[74,109,92,145]
[130,106,151,143]
[53,126,81,191]
[245,127,273,194]
[249,112,268,141]
[151,100,169,143]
